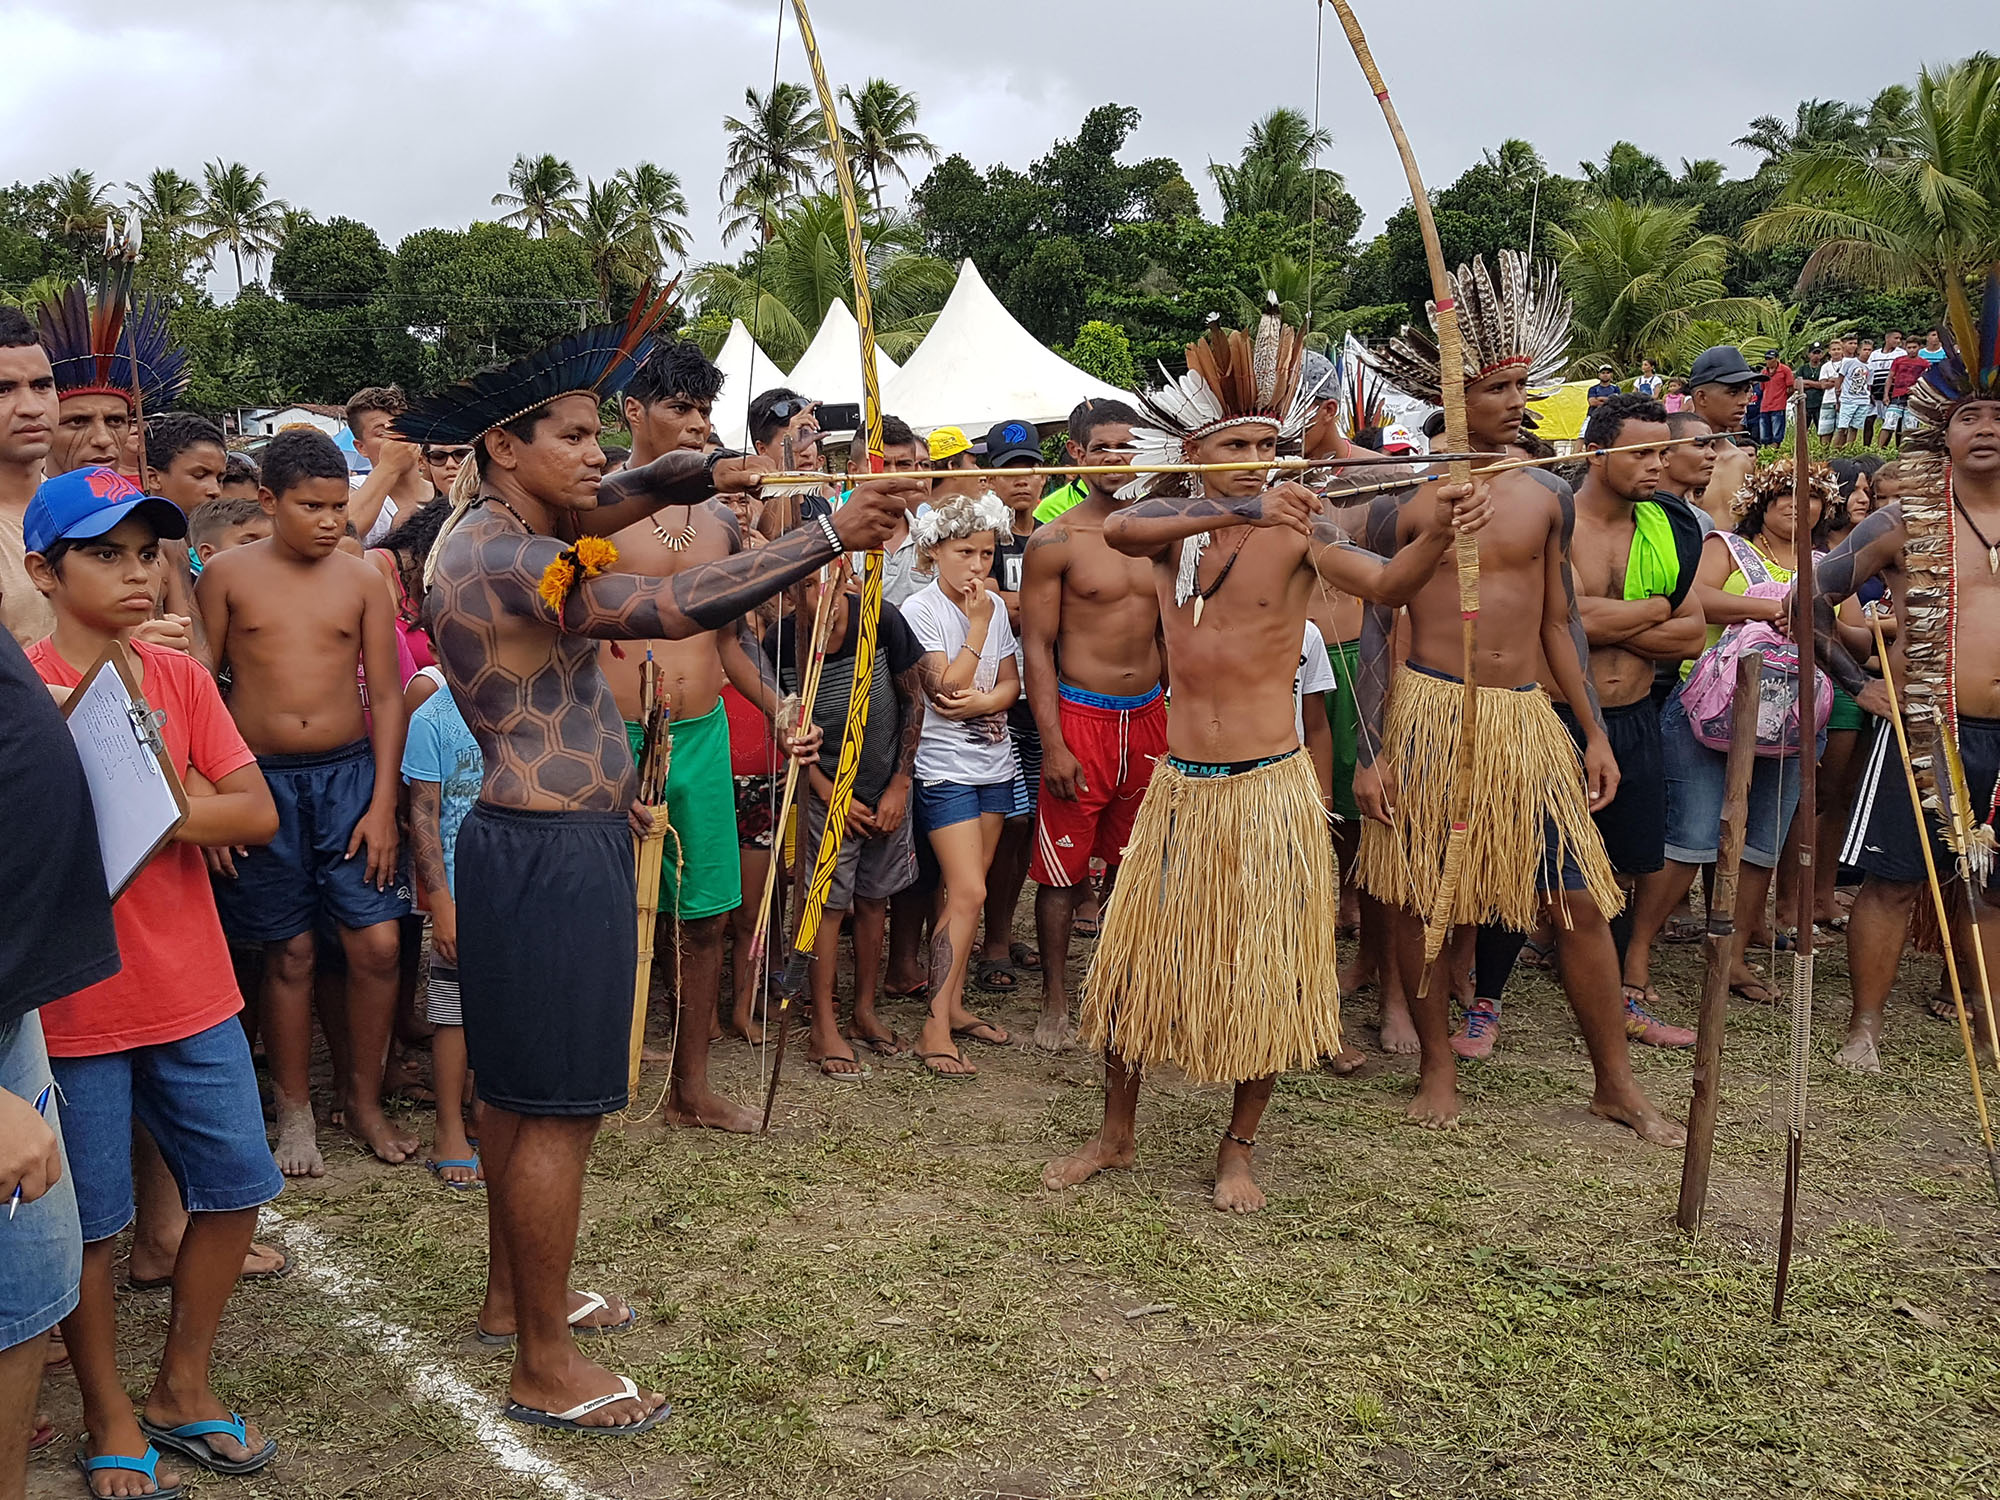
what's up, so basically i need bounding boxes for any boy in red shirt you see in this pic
[1883,346,1931,449]
[23,467,284,1493]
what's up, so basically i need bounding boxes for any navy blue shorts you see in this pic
[213,740,411,943]
[50,1019,284,1244]
[917,779,1016,833]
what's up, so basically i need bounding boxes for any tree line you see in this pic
[2,54,1992,414]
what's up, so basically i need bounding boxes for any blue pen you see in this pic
[7,1083,56,1221]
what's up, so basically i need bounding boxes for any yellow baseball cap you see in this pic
[927,426,971,462]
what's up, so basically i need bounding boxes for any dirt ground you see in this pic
[27,925,2000,1500]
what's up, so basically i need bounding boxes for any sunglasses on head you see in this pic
[766,398,817,422]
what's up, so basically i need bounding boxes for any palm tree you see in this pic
[837,78,937,211]
[1734,98,1866,174]
[123,168,206,286]
[1481,139,1547,195]
[1228,254,1345,347]
[720,82,825,224]
[614,162,689,269]
[1862,84,1915,155]
[1550,198,1768,371]
[1208,108,1346,224]
[195,160,289,291]
[2,274,74,312]
[1742,54,2000,356]
[689,195,951,368]
[1578,142,1674,203]
[492,153,579,239]
[48,169,115,247]
[721,165,795,249]
[562,177,646,318]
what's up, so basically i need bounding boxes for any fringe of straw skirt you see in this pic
[1078,749,1342,1083]
[1355,664,1623,933]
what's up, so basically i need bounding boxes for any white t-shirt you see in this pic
[1817,358,1843,395]
[1838,357,1871,404]
[362,496,399,549]
[900,580,1022,787]
[1294,620,1336,744]
[1633,374,1663,399]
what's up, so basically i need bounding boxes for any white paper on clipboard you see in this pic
[61,647,188,901]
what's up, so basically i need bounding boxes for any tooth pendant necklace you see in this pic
[1955,499,2000,574]
[652,506,697,552]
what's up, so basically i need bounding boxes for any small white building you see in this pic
[238,404,348,440]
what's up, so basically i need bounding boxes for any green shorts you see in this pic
[626,698,743,919]
[1828,685,1868,733]
[1325,637,1361,822]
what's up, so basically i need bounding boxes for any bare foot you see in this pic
[1033,1006,1075,1051]
[1404,1077,1461,1129]
[345,1104,420,1166]
[637,1044,672,1064]
[1337,959,1376,995]
[1836,1030,1883,1074]
[1379,998,1420,1055]
[1213,1137,1266,1214]
[1324,1047,1366,1076]
[1043,1132,1135,1189]
[273,1104,324,1178]
[726,1011,767,1046]
[662,1088,762,1133]
[1589,1091,1687,1148]
[507,1351,666,1431]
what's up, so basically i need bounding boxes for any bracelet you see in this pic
[816,514,843,557]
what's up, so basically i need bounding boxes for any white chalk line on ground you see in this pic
[260,1207,608,1500]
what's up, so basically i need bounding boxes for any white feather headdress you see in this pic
[909,492,1011,553]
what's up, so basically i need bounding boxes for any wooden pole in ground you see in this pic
[1677,651,1764,1232]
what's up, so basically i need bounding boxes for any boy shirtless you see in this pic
[1019,398,1159,1049]
[598,339,774,1132]
[199,428,411,1176]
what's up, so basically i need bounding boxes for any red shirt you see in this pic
[722,684,780,777]
[1889,352,1930,401]
[28,640,256,1057]
[1756,362,1795,412]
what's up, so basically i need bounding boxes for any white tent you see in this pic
[881,259,1132,432]
[710,319,788,450]
[783,298,900,417]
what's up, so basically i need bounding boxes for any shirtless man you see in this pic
[1352,305,1683,1145]
[1657,410,1718,518]
[597,339,774,1133]
[344,386,436,545]
[1686,346,1757,532]
[1019,398,1156,1050]
[1562,395,1703,1047]
[1045,308,1487,1212]
[405,325,908,1434]
[0,306,60,646]
[1811,380,2000,1072]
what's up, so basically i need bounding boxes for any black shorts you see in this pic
[1843,714,2000,892]
[1555,696,1666,877]
[455,804,635,1117]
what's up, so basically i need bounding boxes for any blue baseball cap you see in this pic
[23,466,188,555]
[980,418,1042,465]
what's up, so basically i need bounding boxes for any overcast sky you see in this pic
[0,0,1974,282]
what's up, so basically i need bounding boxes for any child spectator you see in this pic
[366,498,451,679]
[143,413,227,515]
[217,451,260,501]
[402,638,484,1186]
[901,493,1021,1078]
[196,427,411,1177]
[765,563,923,1077]
[188,496,271,573]
[22,468,284,1491]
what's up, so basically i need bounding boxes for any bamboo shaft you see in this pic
[1677,651,1763,1232]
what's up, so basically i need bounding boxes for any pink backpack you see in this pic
[1679,536,1832,759]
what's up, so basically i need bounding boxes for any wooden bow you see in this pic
[759,0,888,1132]
[1325,0,1477,983]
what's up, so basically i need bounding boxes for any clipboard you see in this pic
[60,644,189,901]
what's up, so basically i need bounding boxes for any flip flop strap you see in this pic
[84,1448,159,1477]
[164,1414,247,1444]
[552,1376,639,1423]
[567,1291,609,1325]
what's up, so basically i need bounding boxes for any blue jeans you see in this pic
[50,1018,283,1244]
[0,1014,81,1349]
[1756,410,1787,448]
[1661,684,1819,868]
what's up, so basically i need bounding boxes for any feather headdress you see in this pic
[35,262,189,412]
[908,492,1010,553]
[1365,249,1571,404]
[1906,263,2000,447]
[1727,456,1839,521]
[392,281,679,447]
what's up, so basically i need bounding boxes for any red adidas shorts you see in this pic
[1030,686,1168,887]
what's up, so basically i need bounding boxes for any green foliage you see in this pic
[270,216,392,311]
[1055,320,1137,390]
[837,78,937,213]
[393,222,598,387]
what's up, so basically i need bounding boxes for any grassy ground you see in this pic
[28,931,2000,1500]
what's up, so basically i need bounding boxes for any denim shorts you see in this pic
[0,1013,81,1348]
[49,1018,284,1244]
[1660,685,1819,869]
[917,779,1016,832]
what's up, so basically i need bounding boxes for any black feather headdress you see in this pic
[392,282,679,447]
[1365,249,1571,404]
[35,260,189,412]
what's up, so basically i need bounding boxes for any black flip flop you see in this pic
[503,1378,670,1437]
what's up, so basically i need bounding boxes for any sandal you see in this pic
[952,1018,1010,1046]
[847,1029,903,1057]
[973,960,1018,992]
[76,1445,186,1499]
[1074,915,1100,939]
[476,1289,640,1346]
[810,1052,870,1082]
[426,1156,483,1189]
[136,1412,276,1477]
[1010,942,1041,969]
[503,1377,670,1437]
[1730,978,1779,1007]
[915,1048,977,1080]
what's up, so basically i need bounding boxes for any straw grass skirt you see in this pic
[1355,665,1623,933]
[1078,750,1342,1083]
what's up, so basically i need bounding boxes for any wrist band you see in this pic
[816,514,842,556]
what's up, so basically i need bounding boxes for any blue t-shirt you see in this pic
[400,687,483,896]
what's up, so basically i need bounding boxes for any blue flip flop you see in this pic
[427,1155,483,1189]
[136,1413,276,1477]
[75,1444,186,1498]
